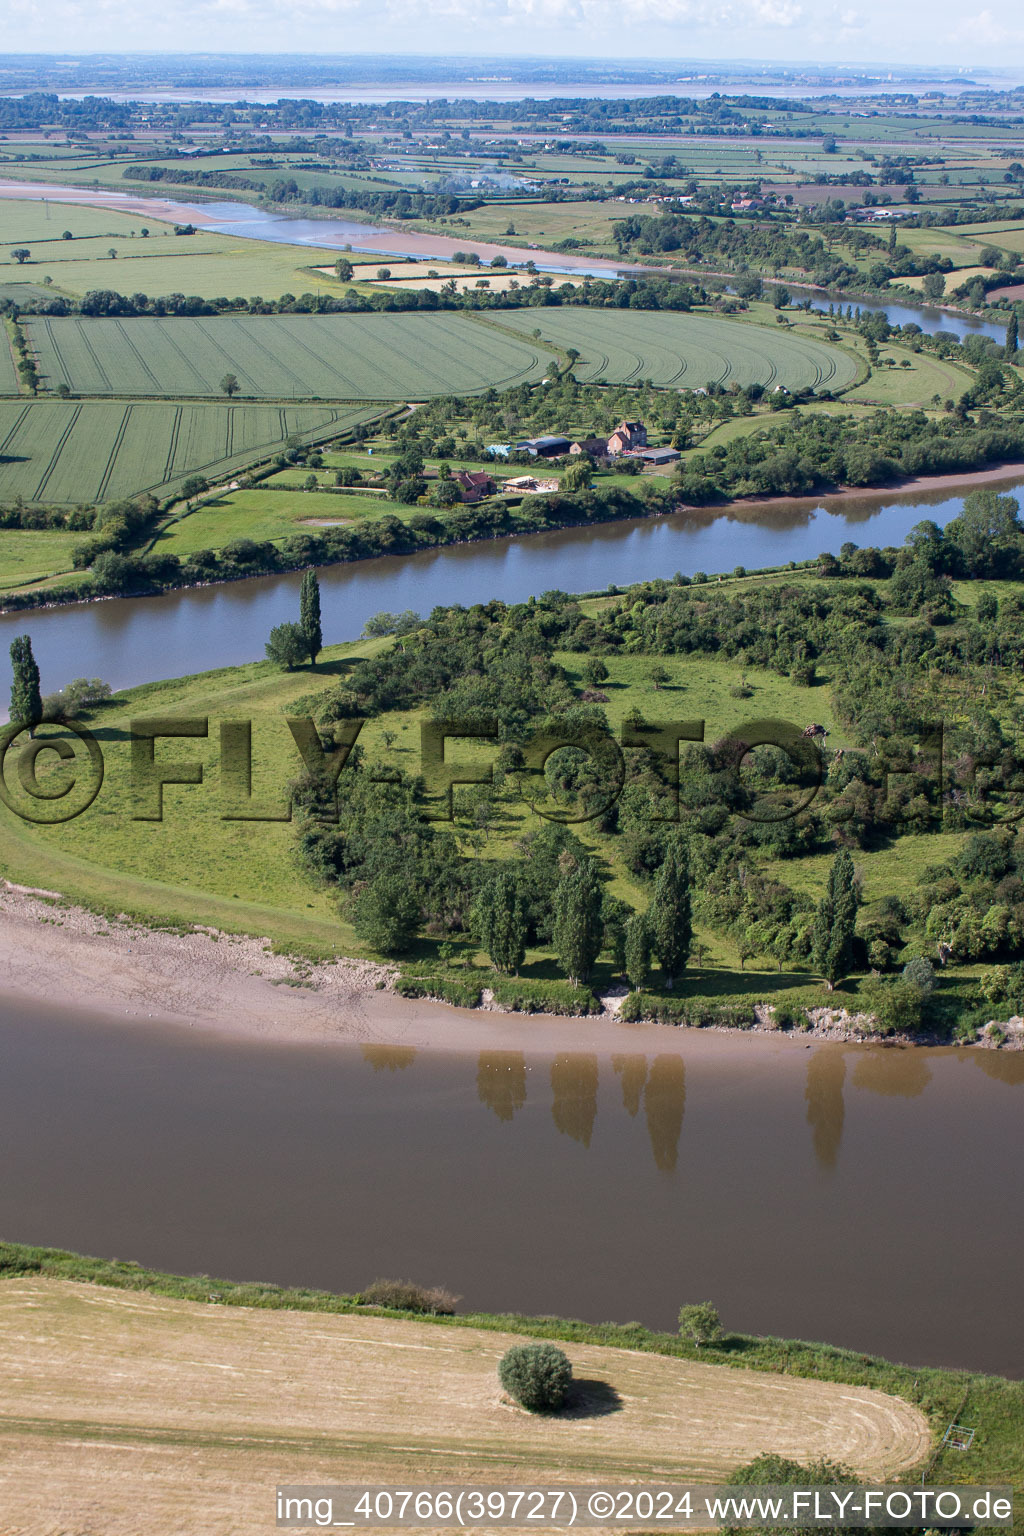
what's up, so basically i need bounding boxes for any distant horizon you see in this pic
[0,6,1021,74]
[0,51,1019,78]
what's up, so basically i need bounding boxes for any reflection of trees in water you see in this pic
[612,1055,647,1118]
[852,1049,931,1099]
[805,1048,845,1171]
[360,1044,417,1071]
[972,1048,1024,1086]
[644,1055,686,1172]
[551,1053,599,1147]
[477,1051,527,1121]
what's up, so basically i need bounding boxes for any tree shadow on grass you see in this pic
[561,1378,624,1418]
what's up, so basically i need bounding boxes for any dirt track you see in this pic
[0,1277,932,1536]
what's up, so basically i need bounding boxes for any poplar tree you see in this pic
[650,837,692,988]
[552,858,603,985]
[9,634,41,736]
[299,569,323,665]
[475,868,527,975]
[812,848,859,991]
[1006,310,1019,360]
[624,911,653,992]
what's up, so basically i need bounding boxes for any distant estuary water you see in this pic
[2,478,1021,698]
[0,996,1021,1376]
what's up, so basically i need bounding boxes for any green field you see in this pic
[20,308,858,403]
[22,312,552,400]
[153,487,393,553]
[0,326,20,393]
[0,194,354,301]
[496,308,860,392]
[0,526,81,587]
[0,400,382,506]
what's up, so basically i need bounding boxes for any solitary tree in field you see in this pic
[649,837,692,988]
[11,248,30,264]
[299,569,322,665]
[475,868,527,975]
[220,373,240,398]
[107,248,117,259]
[9,634,42,736]
[265,621,308,671]
[334,257,353,282]
[1006,311,1019,360]
[552,857,603,985]
[179,475,208,504]
[678,1302,722,1348]
[812,848,859,991]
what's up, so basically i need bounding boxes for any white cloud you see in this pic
[1,0,1023,62]
[948,7,1024,45]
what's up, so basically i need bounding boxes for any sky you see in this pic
[2,1,1024,73]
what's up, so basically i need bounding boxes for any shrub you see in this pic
[359,1278,459,1315]
[498,1343,573,1412]
[678,1301,723,1346]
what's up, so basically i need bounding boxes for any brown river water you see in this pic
[1,995,1021,1377]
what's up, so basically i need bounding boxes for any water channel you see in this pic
[2,479,1019,697]
[1,996,1021,1376]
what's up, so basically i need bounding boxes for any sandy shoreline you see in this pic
[3,882,1019,1060]
[0,881,708,1057]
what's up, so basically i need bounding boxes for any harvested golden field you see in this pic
[0,1277,931,1536]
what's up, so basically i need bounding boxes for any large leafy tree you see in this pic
[812,848,859,991]
[9,634,42,736]
[475,868,527,975]
[650,836,692,988]
[352,872,420,956]
[265,621,308,671]
[552,857,603,984]
[299,569,323,664]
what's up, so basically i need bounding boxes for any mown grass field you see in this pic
[153,486,395,552]
[0,401,381,509]
[0,1272,933,1536]
[496,308,860,392]
[0,527,81,589]
[843,343,975,407]
[0,193,352,300]
[23,311,552,400]
[0,195,172,246]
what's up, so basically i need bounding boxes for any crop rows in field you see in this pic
[0,328,21,394]
[18,308,857,402]
[21,313,551,400]
[496,309,860,392]
[0,401,380,505]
